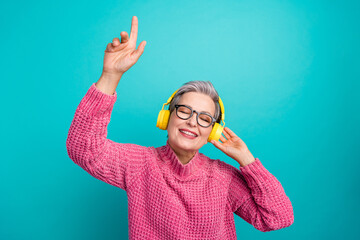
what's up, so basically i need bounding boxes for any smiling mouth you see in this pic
[179,129,198,137]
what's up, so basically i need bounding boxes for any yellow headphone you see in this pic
[156,90,226,142]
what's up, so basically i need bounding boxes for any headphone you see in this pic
[156,90,226,142]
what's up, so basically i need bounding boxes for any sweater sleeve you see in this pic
[66,83,148,191]
[227,158,294,232]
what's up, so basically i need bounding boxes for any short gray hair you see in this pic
[169,81,221,123]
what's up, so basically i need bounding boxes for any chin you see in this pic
[169,134,204,153]
[178,141,200,151]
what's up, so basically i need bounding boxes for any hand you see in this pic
[102,16,147,78]
[211,127,256,167]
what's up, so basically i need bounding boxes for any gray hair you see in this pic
[169,81,221,123]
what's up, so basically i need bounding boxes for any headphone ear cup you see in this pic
[157,110,170,130]
[208,123,224,142]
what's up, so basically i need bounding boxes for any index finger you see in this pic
[224,127,237,138]
[129,16,138,44]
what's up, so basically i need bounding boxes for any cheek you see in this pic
[167,113,177,134]
[200,128,212,142]
[204,125,213,134]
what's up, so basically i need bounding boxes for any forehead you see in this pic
[178,92,216,115]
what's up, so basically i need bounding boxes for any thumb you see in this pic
[132,40,146,61]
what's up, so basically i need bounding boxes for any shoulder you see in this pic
[198,153,241,180]
[113,142,156,158]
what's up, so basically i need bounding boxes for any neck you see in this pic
[168,142,197,165]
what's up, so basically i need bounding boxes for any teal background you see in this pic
[1,0,359,239]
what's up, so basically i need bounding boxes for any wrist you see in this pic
[95,72,123,95]
[100,71,123,82]
[237,154,256,168]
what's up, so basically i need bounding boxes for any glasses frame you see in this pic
[174,104,217,128]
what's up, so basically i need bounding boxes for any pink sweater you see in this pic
[66,83,294,239]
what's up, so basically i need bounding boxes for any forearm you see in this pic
[95,71,123,95]
[238,160,294,231]
[235,151,256,167]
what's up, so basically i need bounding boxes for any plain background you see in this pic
[1,0,359,239]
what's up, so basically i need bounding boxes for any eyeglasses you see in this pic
[174,104,216,128]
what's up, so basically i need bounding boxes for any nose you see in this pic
[186,113,197,127]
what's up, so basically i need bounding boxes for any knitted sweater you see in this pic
[66,83,294,239]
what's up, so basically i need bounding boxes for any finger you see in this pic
[106,41,122,52]
[222,129,231,140]
[129,16,138,44]
[112,37,120,47]
[131,40,147,61]
[120,31,129,43]
[105,42,113,52]
[225,127,245,145]
[224,127,238,138]
[219,135,227,143]
[211,140,226,152]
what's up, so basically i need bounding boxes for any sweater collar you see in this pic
[157,141,206,178]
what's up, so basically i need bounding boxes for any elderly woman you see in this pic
[66,16,294,239]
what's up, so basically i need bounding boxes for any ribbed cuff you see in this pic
[240,158,271,186]
[77,83,118,117]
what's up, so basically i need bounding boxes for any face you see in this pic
[167,92,216,156]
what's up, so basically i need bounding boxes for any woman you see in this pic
[66,16,294,239]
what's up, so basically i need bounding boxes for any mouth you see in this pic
[179,128,198,138]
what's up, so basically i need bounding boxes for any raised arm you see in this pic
[66,16,148,191]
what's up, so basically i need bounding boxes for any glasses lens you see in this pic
[198,113,213,127]
[176,106,192,119]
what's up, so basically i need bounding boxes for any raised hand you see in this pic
[102,16,147,77]
[211,127,256,167]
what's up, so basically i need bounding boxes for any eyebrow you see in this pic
[180,104,213,115]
